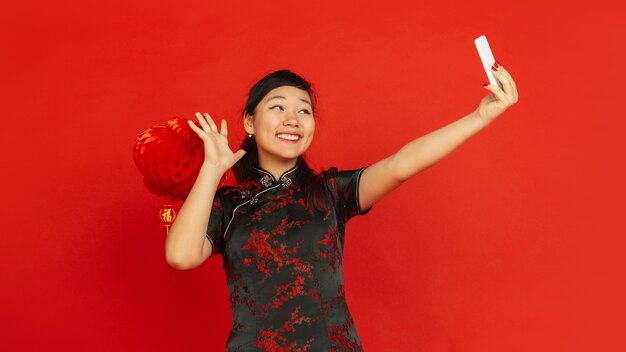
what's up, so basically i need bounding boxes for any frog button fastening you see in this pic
[280,176,292,188]
[261,175,273,187]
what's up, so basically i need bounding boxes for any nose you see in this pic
[283,112,300,126]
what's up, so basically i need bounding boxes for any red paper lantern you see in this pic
[134,116,212,203]
[159,204,176,235]
[134,116,224,235]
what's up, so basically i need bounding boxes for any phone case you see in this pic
[475,35,503,89]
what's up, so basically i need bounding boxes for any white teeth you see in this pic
[277,134,300,141]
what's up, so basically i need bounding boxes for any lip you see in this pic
[275,132,303,137]
[276,132,302,144]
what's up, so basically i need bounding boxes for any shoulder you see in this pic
[320,166,345,198]
[217,184,238,197]
[321,166,368,182]
[320,165,370,197]
[321,166,340,179]
[213,184,241,205]
[216,179,261,205]
[320,166,341,186]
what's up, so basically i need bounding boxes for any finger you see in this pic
[495,64,518,102]
[233,149,246,162]
[187,119,203,136]
[203,112,218,132]
[220,119,228,137]
[492,69,514,102]
[195,112,211,132]
[495,63,513,82]
[483,83,508,103]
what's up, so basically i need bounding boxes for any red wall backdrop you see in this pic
[2,0,624,351]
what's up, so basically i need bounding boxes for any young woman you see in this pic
[165,67,518,351]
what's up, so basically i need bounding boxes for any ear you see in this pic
[243,113,255,134]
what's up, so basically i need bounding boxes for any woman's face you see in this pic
[244,85,315,164]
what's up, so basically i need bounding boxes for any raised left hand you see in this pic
[475,62,519,123]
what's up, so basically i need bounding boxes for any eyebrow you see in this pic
[266,95,312,107]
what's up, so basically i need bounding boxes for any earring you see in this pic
[248,134,252,138]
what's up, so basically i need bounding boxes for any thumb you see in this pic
[234,149,246,162]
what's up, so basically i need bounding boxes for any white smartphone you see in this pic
[474,35,502,89]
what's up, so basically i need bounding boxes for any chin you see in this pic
[270,148,305,159]
[277,153,304,161]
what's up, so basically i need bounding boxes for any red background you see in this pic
[2,0,624,351]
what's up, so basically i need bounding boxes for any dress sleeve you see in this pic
[205,187,226,257]
[325,165,373,223]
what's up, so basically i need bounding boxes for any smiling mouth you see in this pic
[276,133,301,142]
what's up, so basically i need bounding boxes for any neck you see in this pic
[257,155,299,180]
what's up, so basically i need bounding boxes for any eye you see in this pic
[270,105,284,111]
[298,109,311,115]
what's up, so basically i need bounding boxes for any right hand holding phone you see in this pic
[476,63,519,123]
[187,112,246,175]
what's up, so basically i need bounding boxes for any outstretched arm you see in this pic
[358,63,519,211]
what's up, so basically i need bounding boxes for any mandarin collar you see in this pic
[253,162,300,188]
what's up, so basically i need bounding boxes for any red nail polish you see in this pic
[491,66,497,72]
[495,60,501,66]
[483,83,489,87]
[494,62,499,68]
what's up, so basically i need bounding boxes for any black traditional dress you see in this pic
[206,160,371,351]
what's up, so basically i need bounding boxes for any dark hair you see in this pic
[232,69,328,212]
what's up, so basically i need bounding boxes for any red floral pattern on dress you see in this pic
[319,225,342,272]
[206,164,371,351]
[257,307,315,351]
